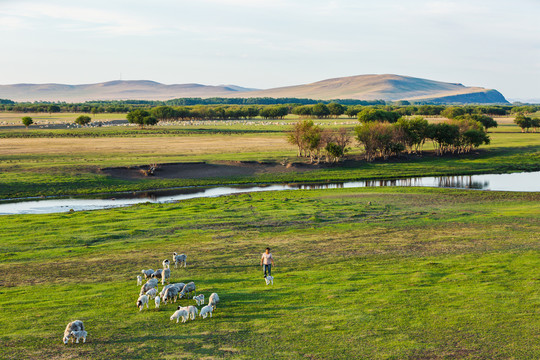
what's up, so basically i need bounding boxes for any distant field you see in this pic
[0,187,538,359]
[0,115,538,199]
[0,112,128,125]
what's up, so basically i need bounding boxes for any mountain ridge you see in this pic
[0,74,508,104]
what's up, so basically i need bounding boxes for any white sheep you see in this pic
[161,268,170,285]
[159,283,184,300]
[163,286,179,304]
[265,275,274,285]
[155,295,161,308]
[162,259,170,268]
[170,309,189,323]
[70,330,87,343]
[140,278,158,295]
[199,305,213,319]
[208,293,220,309]
[141,269,154,279]
[136,275,142,286]
[173,252,187,268]
[137,294,149,311]
[151,269,163,280]
[193,294,205,306]
[178,305,198,320]
[63,320,85,344]
[178,282,196,299]
[145,288,157,299]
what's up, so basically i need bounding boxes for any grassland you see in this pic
[0,114,538,200]
[0,187,538,359]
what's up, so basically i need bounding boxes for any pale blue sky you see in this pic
[1,0,539,100]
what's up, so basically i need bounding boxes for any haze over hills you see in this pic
[0,75,508,104]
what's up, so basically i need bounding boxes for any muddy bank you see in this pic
[100,161,317,180]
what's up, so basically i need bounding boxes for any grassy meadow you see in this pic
[0,114,538,200]
[0,187,539,359]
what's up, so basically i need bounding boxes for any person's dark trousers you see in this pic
[263,264,272,277]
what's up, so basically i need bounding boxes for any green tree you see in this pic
[47,104,61,114]
[358,108,400,123]
[456,114,498,131]
[441,106,466,119]
[311,103,330,118]
[514,114,533,132]
[75,115,91,126]
[127,109,158,128]
[21,116,33,129]
[327,103,345,118]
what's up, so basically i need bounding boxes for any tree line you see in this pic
[287,108,494,163]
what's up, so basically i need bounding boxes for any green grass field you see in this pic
[0,187,538,359]
[0,114,538,200]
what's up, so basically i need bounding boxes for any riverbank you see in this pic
[0,123,538,199]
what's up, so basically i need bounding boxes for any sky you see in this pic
[1,0,539,100]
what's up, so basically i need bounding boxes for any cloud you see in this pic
[0,2,165,35]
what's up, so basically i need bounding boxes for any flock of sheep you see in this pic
[62,251,220,344]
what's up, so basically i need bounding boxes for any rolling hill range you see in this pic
[0,75,508,103]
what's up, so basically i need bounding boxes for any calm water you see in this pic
[0,171,538,215]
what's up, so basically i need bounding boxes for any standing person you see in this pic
[261,247,275,278]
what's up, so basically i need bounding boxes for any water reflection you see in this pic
[0,171,538,215]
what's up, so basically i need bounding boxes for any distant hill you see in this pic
[244,74,508,104]
[0,75,508,104]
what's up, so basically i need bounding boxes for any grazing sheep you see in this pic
[170,309,189,323]
[161,268,170,285]
[162,259,170,268]
[178,282,196,299]
[160,283,184,300]
[199,305,213,319]
[151,269,163,280]
[173,252,187,268]
[265,275,274,285]
[193,294,205,306]
[71,330,87,343]
[63,320,85,344]
[136,275,142,286]
[178,305,198,320]
[141,269,154,279]
[208,293,220,309]
[163,286,180,304]
[155,295,161,308]
[140,278,159,295]
[137,294,149,311]
[145,288,157,299]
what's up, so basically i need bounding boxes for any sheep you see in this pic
[193,294,205,306]
[178,281,196,299]
[178,305,198,320]
[159,283,184,300]
[140,278,158,295]
[162,259,170,269]
[208,293,220,310]
[265,275,274,285]
[141,269,154,279]
[199,305,213,319]
[137,294,149,311]
[145,288,157,299]
[173,252,187,268]
[161,267,170,285]
[136,275,142,286]
[70,330,87,343]
[163,286,180,305]
[170,309,189,323]
[151,269,163,280]
[63,320,85,344]
[155,295,161,308]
